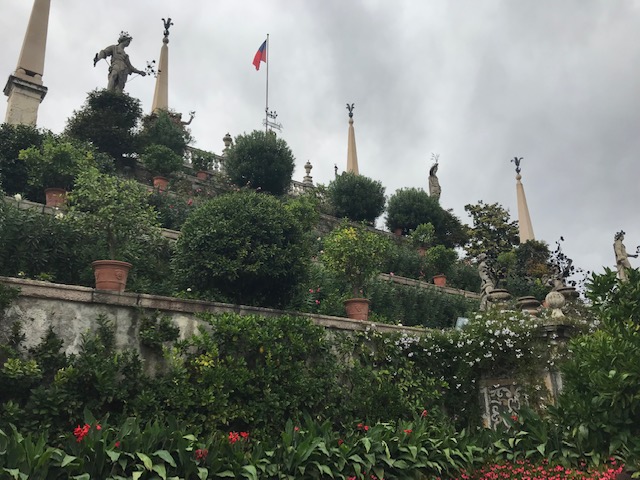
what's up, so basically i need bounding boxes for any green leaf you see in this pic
[132,472,143,480]
[152,463,167,480]
[217,471,235,478]
[71,475,90,480]
[61,454,77,467]
[153,450,177,468]
[136,452,153,471]
[197,467,208,480]
[242,464,258,480]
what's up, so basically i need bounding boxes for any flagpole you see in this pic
[265,33,269,134]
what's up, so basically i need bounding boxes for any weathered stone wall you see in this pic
[0,276,423,357]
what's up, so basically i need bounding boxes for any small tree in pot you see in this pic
[321,222,389,320]
[19,135,95,206]
[66,167,161,292]
[409,222,436,256]
[425,244,457,287]
[141,144,184,190]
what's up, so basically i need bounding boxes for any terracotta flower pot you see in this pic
[344,298,371,321]
[393,228,403,237]
[92,260,132,292]
[432,274,447,287]
[44,188,67,207]
[196,170,208,181]
[153,176,169,191]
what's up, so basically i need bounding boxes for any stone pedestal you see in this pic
[4,75,47,125]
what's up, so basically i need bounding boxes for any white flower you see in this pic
[13,193,22,201]
[54,212,65,220]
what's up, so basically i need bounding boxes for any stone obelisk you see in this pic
[345,103,359,175]
[512,157,535,243]
[151,18,173,113]
[4,0,50,125]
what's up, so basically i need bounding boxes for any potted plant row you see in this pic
[322,222,389,321]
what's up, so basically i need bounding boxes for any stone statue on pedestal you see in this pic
[94,32,146,94]
[478,253,495,310]
[614,230,637,282]
[428,162,441,201]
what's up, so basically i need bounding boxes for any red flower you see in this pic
[294,426,300,432]
[187,198,193,206]
[73,424,91,442]
[240,431,250,439]
[403,429,412,434]
[421,409,428,418]
[228,431,240,444]
[195,448,208,461]
[338,439,344,446]
[114,441,121,448]
[511,415,518,422]
[95,424,102,431]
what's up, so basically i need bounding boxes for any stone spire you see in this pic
[151,18,173,113]
[345,103,359,175]
[511,157,535,243]
[4,0,50,125]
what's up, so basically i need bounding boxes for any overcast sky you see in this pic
[2,0,640,281]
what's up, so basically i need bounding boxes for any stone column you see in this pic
[4,0,50,125]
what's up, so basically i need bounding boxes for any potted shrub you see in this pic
[66,167,161,292]
[19,135,93,207]
[425,245,457,287]
[409,222,435,256]
[191,150,215,180]
[140,144,184,191]
[322,222,389,320]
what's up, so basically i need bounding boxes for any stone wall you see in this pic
[0,276,424,357]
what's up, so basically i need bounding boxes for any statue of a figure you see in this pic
[94,32,146,94]
[478,253,495,310]
[546,263,567,291]
[614,231,637,282]
[428,162,441,201]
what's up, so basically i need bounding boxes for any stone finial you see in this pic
[545,291,565,319]
[303,160,313,185]
[345,103,359,175]
[511,156,535,243]
[223,132,233,153]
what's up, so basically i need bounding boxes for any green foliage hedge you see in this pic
[327,172,386,223]
[224,130,295,195]
[173,191,311,308]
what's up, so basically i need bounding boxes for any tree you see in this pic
[224,130,295,195]
[386,187,467,248]
[173,191,310,308]
[327,172,386,223]
[65,89,142,169]
[0,123,46,195]
[139,110,191,156]
[464,201,519,261]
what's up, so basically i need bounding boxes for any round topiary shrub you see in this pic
[327,172,386,223]
[224,130,295,195]
[173,191,310,308]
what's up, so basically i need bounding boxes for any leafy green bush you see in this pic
[140,144,184,178]
[367,279,478,328]
[19,135,96,190]
[66,168,161,261]
[173,191,310,308]
[224,130,295,195]
[327,172,386,223]
[321,222,390,297]
[386,187,468,248]
[0,198,97,285]
[65,89,142,170]
[139,110,191,156]
[548,270,640,468]
[0,123,46,196]
[147,189,195,230]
